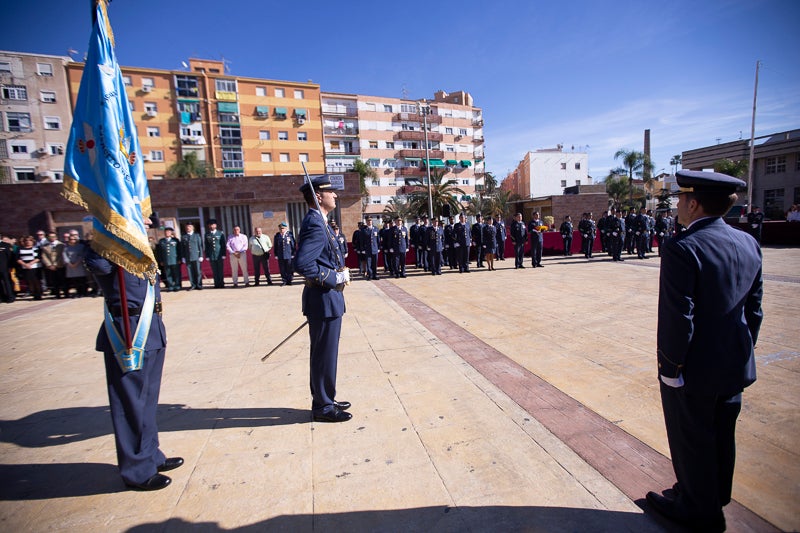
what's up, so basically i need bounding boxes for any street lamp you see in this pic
[418,100,434,220]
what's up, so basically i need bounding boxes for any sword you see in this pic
[261,320,308,362]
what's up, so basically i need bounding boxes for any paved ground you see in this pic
[0,246,797,532]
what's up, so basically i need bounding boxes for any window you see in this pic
[560,180,567,187]
[446,145,455,152]
[49,144,64,155]
[459,128,468,136]
[122,75,132,86]
[386,159,397,168]
[279,153,289,163]
[796,154,800,171]
[575,162,581,170]
[445,127,453,135]
[261,153,272,162]
[400,104,416,113]
[764,188,785,219]
[36,63,53,76]
[299,153,309,162]
[7,112,32,132]
[462,180,470,185]
[256,86,266,97]
[222,148,243,168]
[150,150,164,162]
[297,131,307,141]
[215,79,237,92]
[14,167,36,181]
[293,89,304,99]
[278,131,288,141]
[765,156,786,174]
[11,144,28,154]
[383,104,393,112]
[0,61,11,73]
[259,130,270,141]
[141,77,154,89]
[329,140,341,150]
[274,88,285,98]
[369,141,378,149]
[219,126,242,145]
[365,103,376,112]
[175,75,199,97]
[368,158,380,168]
[2,85,27,100]
[51,171,63,182]
[386,141,394,149]
[146,127,160,137]
[43,116,61,130]
[40,90,56,103]
[144,102,157,114]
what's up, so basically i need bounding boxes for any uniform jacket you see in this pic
[495,221,507,243]
[427,226,444,252]
[157,236,182,265]
[274,231,296,260]
[528,219,544,242]
[471,222,484,246]
[392,225,409,253]
[453,222,469,246]
[294,209,345,319]
[510,220,527,244]
[181,232,203,261]
[360,225,380,254]
[560,221,573,238]
[204,229,226,260]
[482,224,497,253]
[657,217,763,395]
[334,232,348,258]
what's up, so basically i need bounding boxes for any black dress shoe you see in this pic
[126,473,171,491]
[645,491,725,533]
[313,408,352,423]
[157,457,184,472]
[333,401,351,411]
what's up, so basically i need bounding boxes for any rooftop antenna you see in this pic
[67,48,79,60]
[401,84,409,100]
[221,56,232,74]
[181,61,189,70]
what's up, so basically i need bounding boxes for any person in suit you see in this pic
[409,216,422,269]
[293,175,351,423]
[634,207,650,259]
[453,214,470,273]
[156,227,182,292]
[746,206,764,245]
[181,223,203,290]
[471,213,484,268]
[274,222,296,286]
[510,212,527,269]
[495,216,507,261]
[481,215,497,271]
[528,212,544,267]
[416,215,429,272]
[204,219,226,288]
[351,222,365,276]
[360,217,380,280]
[427,217,445,275]
[390,216,409,278]
[647,170,763,533]
[331,222,348,265]
[559,215,573,256]
[443,216,456,270]
[608,210,625,261]
[84,223,183,491]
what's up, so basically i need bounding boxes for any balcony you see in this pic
[397,167,425,177]
[321,105,358,117]
[473,136,484,143]
[324,126,359,136]
[393,112,442,124]
[398,149,444,159]
[326,149,361,156]
[326,165,354,173]
[472,119,483,127]
[396,130,443,142]
[176,87,200,98]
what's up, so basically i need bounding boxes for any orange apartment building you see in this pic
[321,90,485,215]
[64,58,324,179]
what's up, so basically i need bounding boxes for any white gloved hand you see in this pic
[335,269,351,285]
[454,243,460,247]
[199,257,204,262]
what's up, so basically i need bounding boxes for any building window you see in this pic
[7,112,32,132]
[279,153,289,163]
[43,116,61,130]
[278,131,288,141]
[297,131,307,141]
[0,61,11,73]
[14,167,36,181]
[461,180,470,185]
[386,159,396,168]
[261,153,272,162]
[219,126,242,145]
[221,148,243,168]
[40,90,56,103]
[446,145,455,152]
[575,162,581,170]
[275,88,285,98]
[215,79,237,93]
[256,86,266,97]
[2,85,27,100]
[445,127,453,135]
[796,154,800,171]
[11,144,28,154]
[299,153,309,162]
[764,188,785,219]
[259,130,271,141]
[122,75,132,86]
[383,104,392,112]
[560,180,567,187]
[765,156,786,174]
[141,77,154,89]
[329,140,341,150]
[146,126,160,137]
[560,163,567,170]
[293,89,304,99]
[400,104,416,113]
[369,141,378,149]
[150,150,164,162]
[49,144,64,155]
[175,75,199,97]
[144,102,157,114]
[36,63,53,76]
[459,128,468,136]
[51,171,63,182]
[386,141,394,149]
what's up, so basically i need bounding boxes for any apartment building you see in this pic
[0,51,73,184]
[502,147,590,199]
[64,58,324,179]
[322,90,485,215]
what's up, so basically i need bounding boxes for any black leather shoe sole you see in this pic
[126,473,171,491]
[334,401,351,411]
[157,457,184,472]
[313,408,352,423]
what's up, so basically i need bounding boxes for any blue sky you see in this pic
[3,0,798,181]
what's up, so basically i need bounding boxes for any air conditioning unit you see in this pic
[37,147,47,154]
[142,86,153,93]
[297,118,306,125]
[142,154,151,162]
[146,110,157,117]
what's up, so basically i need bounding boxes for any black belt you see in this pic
[304,280,345,292]
[110,302,162,317]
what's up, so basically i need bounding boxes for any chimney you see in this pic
[644,129,651,180]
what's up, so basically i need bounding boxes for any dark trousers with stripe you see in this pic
[308,316,342,415]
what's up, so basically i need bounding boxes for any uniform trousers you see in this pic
[562,236,573,255]
[229,253,249,285]
[162,264,181,291]
[497,240,506,260]
[104,346,167,485]
[252,253,272,285]
[365,253,378,279]
[209,258,225,288]
[530,237,543,266]
[660,383,741,519]
[185,260,202,289]
[456,245,470,272]
[514,242,525,267]
[278,258,293,284]
[308,316,342,415]
[392,250,406,277]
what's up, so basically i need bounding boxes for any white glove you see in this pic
[181,258,186,263]
[199,257,204,262]
[389,249,394,253]
[454,243,460,247]
[660,374,684,388]
[335,269,350,284]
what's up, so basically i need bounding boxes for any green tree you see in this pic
[713,158,748,178]
[351,159,376,211]
[670,154,682,175]
[406,168,465,218]
[482,172,498,195]
[166,152,213,179]
[383,196,414,220]
[613,149,655,206]
[605,171,630,211]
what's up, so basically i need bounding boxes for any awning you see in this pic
[426,159,445,168]
[404,157,421,161]
[275,107,288,115]
[460,160,472,167]
[217,102,238,113]
[445,159,458,165]
[295,108,307,117]
[255,105,269,115]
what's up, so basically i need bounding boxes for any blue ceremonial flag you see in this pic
[62,0,157,278]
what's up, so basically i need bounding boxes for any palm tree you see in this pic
[670,154,682,175]
[604,173,630,211]
[614,149,654,207]
[166,152,213,179]
[482,172,498,195]
[383,196,414,220]
[351,159,376,212]
[713,158,748,178]
[406,168,465,218]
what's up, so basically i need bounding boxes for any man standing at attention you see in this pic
[510,212,527,269]
[249,227,273,286]
[226,225,249,288]
[294,175,352,423]
[204,219,226,288]
[156,227,182,292]
[274,222,296,286]
[528,211,544,267]
[181,223,203,290]
[647,170,763,532]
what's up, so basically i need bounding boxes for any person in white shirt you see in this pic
[249,227,273,286]
[226,225,249,288]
